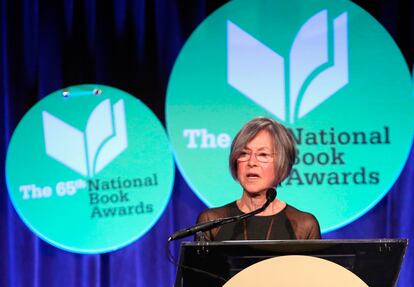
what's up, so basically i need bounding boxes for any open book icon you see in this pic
[227,9,349,123]
[42,99,128,177]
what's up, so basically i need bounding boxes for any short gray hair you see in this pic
[229,117,297,185]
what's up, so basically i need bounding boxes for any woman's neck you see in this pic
[237,189,285,216]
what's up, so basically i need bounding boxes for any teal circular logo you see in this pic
[166,0,414,232]
[6,84,175,253]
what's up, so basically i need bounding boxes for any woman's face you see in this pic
[237,129,277,195]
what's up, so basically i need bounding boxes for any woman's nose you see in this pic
[247,153,258,166]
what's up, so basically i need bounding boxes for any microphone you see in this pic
[167,188,277,242]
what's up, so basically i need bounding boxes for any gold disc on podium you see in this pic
[224,255,368,287]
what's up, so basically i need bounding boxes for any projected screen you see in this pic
[166,0,414,233]
[6,85,175,253]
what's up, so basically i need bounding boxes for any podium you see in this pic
[174,239,407,287]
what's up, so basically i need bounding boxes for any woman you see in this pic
[196,117,321,241]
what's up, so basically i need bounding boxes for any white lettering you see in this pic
[183,129,201,148]
[183,129,231,149]
[19,184,52,199]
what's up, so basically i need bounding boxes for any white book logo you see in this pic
[227,9,349,123]
[42,99,128,177]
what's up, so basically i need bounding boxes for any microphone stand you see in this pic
[168,188,276,242]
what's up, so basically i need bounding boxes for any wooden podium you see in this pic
[174,239,407,287]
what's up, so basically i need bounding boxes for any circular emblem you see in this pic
[6,84,175,253]
[166,0,413,232]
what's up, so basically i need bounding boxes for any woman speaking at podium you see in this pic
[196,117,321,241]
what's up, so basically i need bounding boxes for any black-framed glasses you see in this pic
[237,151,275,163]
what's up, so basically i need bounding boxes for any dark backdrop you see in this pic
[1,0,413,286]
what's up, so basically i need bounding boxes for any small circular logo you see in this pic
[6,84,175,253]
[166,0,414,232]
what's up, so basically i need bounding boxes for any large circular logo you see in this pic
[166,0,414,232]
[6,84,175,253]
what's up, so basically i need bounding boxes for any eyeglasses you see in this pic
[237,151,275,163]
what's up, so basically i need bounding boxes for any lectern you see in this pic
[174,239,407,287]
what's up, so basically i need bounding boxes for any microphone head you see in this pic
[266,188,277,202]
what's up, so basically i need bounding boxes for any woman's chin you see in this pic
[243,188,267,196]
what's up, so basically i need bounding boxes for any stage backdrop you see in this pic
[1,0,413,286]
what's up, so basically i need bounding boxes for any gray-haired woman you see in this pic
[197,117,321,241]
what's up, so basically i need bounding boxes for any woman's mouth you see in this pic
[246,173,260,180]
